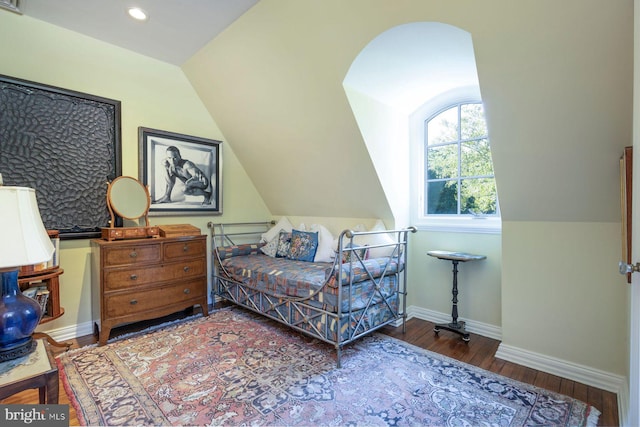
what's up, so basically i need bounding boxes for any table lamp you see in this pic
[0,186,54,362]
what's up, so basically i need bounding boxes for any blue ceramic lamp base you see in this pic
[0,337,36,362]
[0,269,42,362]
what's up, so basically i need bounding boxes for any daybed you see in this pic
[208,220,416,367]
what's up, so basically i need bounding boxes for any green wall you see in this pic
[0,12,270,336]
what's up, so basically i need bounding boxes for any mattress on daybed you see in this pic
[217,252,402,313]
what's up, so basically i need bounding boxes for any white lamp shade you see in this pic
[0,187,55,269]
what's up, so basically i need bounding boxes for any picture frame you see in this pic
[139,127,222,216]
[0,74,122,239]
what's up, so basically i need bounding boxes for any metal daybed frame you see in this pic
[208,221,416,367]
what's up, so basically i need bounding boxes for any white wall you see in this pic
[343,88,409,226]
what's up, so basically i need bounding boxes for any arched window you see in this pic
[425,102,497,216]
[343,21,500,232]
[411,93,500,233]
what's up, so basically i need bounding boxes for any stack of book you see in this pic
[22,286,49,317]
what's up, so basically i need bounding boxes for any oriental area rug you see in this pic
[57,308,600,426]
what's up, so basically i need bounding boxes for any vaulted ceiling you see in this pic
[18,0,258,65]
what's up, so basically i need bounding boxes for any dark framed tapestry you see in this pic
[0,74,122,239]
[139,127,222,216]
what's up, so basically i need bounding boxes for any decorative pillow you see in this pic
[260,230,281,257]
[304,223,335,263]
[218,243,263,260]
[287,230,319,262]
[261,217,293,243]
[275,231,292,257]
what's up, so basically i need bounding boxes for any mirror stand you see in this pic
[101,176,159,241]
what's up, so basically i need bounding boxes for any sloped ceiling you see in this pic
[19,0,259,65]
[184,0,632,223]
[183,2,393,219]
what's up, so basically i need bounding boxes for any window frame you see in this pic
[409,88,501,234]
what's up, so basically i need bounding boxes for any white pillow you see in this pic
[354,220,396,259]
[300,223,335,263]
[352,223,367,232]
[261,217,293,243]
[333,223,367,251]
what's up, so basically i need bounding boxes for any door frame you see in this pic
[628,2,640,425]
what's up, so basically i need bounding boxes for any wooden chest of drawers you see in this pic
[91,235,209,345]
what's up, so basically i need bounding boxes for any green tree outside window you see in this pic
[425,103,497,216]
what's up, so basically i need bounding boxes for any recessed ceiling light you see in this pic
[127,7,148,21]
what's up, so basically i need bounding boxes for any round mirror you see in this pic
[107,176,150,220]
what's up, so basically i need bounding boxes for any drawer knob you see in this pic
[183,288,190,294]
[130,299,138,305]
[183,266,190,272]
[130,251,138,258]
[183,244,189,252]
[130,274,138,280]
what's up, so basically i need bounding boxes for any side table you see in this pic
[19,267,72,350]
[0,338,58,404]
[427,250,486,342]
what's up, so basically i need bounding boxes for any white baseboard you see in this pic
[496,343,628,424]
[495,343,626,394]
[36,320,95,343]
[406,305,503,340]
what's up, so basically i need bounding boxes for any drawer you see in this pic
[103,259,206,291]
[105,279,205,318]
[164,238,206,260]
[104,244,162,267]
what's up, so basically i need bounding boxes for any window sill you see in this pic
[415,217,502,234]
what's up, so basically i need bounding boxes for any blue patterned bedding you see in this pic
[218,252,400,313]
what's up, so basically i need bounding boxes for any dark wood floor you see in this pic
[2,307,619,426]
